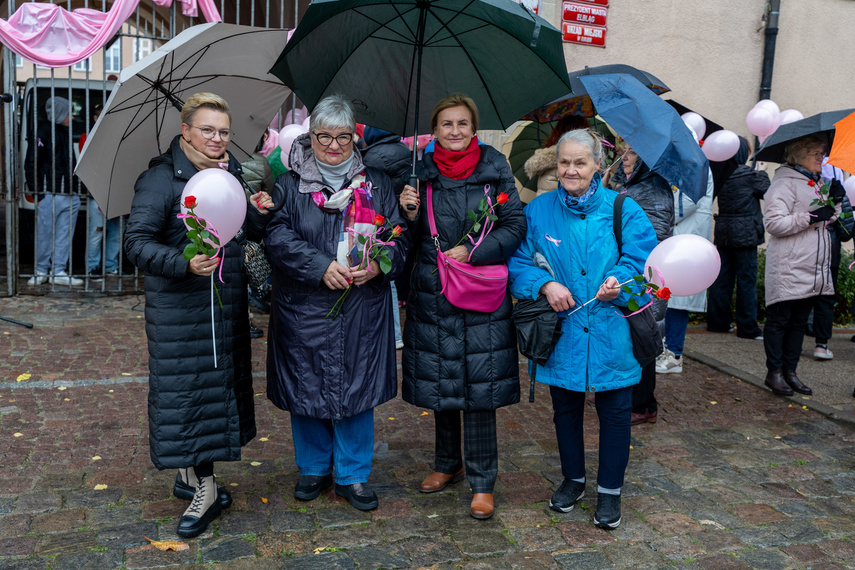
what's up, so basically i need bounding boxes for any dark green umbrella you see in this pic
[753,109,855,163]
[502,120,556,199]
[270,0,572,140]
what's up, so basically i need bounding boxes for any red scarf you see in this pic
[432,136,481,180]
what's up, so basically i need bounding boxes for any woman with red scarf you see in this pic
[399,93,526,520]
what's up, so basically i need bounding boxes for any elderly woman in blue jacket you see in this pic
[508,129,657,530]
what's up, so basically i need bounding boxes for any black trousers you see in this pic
[433,409,498,494]
[707,246,763,338]
[811,295,836,345]
[632,362,657,414]
[764,298,814,371]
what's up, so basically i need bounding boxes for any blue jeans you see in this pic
[87,198,121,273]
[707,247,762,338]
[550,385,633,490]
[290,409,374,485]
[36,194,80,274]
[665,308,690,356]
[390,281,402,343]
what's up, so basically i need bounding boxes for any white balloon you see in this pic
[681,112,706,141]
[702,130,741,162]
[754,99,780,116]
[774,109,804,130]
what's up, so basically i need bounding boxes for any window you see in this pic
[105,42,121,73]
[73,58,92,72]
[133,38,152,62]
[15,54,22,68]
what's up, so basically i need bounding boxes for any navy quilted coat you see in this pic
[402,145,526,412]
[125,136,265,470]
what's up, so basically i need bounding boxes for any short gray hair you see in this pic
[555,129,603,164]
[310,94,355,133]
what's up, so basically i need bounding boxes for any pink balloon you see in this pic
[278,124,307,169]
[844,176,855,205]
[754,99,780,116]
[681,112,706,141]
[774,109,804,130]
[702,130,741,162]
[746,107,777,137]
[758,134,768,145]
[180,169,247,247]
[644,235,721,296]
[301,115,311,130]
[284,107,306,125]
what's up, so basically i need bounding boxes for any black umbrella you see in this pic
[753,108,855,163]
[665,100,723,139]
[512,295,563,402]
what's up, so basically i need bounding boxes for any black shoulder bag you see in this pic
[613,193,663,367]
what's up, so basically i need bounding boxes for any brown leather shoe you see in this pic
[630,410,657,426]
[419,469,464,493]
[783,369,812,395]
[470,493,494,520]
[765,368,793,396]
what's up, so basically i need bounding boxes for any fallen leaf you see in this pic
[629,445,634,449]
[64,398,70,402]
[108,390,114,393]
[230,483,238,487]
[313,547,328,554]
[259,437,269,442]
[388,417,395,420]
[699,519,725,530]
[92,456,101,461]
[427,514,438,518]
[57,386,67,391]
[250,461,262,466]
[802,406,807,409]
[93,484,108,490]
[145,537,189,552]
[16,373,30,382]
[121,373,131,376]
[13,432,23,437]
[774,436,781,439]
[710,401,717,405]
[261,497,268,503]
[420,411,429,416]
[3,331,9,335]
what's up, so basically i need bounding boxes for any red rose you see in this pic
[497,192,509,205]
[373,214,385,226]
[184,196,197,209]
[391,225,403,238]
[807,180,816,187]
[656,287,672,300]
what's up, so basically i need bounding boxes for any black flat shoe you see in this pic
[294,474,333,501]
[335,482,379,511]
[173,472,232,508]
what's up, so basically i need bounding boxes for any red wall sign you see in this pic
[563,2,608,26]
[562,23,607,47]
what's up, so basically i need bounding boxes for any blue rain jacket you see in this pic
[508,176,658,393]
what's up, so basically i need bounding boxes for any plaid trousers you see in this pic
[433,409,498,494]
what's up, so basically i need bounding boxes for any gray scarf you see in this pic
[315,153,355,192]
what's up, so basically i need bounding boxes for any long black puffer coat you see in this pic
[610,158,674,243]
[402,145,526,412]
[713,140,770,248]
[265,135,410,421]
[125,135,267,470]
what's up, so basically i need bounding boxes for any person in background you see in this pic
[762,135,843,397]
[399,93,525,521]
[657,159,714,374]
[608,144,674,425]
[522,115,592,204]
[706,137,769,339]
[265,95,409,512]
[509,129,657,530]
[79,104,122,280]
[125,92,273,538]
[361,126,413,349]
[806,159,854,360]
[25,96,83,286]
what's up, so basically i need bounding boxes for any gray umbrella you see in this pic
[76,23,292,218]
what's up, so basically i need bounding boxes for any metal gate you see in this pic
[1,0,308,297]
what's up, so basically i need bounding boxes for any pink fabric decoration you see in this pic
[0,0,221,69]
[258,128,279,158]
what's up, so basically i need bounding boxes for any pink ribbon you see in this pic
[177,212,225,282]
[344,225,396,274]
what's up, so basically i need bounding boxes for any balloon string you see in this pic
[211,273,218,369]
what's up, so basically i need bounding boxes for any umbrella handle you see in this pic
[407,174,418,211]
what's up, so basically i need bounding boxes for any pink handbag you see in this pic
[427,183,508,313]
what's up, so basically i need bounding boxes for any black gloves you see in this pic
[829,179,846,204]
[810,205,835,223]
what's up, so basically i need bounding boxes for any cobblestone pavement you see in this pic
[1,296,854,569]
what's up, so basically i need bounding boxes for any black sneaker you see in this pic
[249,322,263,339]
[593,492,621,529]
[335,482,379,511]
[87,269,103,281]
[294,474,333,501]
[549,479,585,513]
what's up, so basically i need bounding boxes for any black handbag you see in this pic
[243,240,272,290]
[613,193,663,367]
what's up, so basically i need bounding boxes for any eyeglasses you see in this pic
[314,132,353,147]
[190,125,233,141]
[806,151,826,160]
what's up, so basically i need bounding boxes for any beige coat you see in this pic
[523,146,559,202]
[764,166,840,306]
